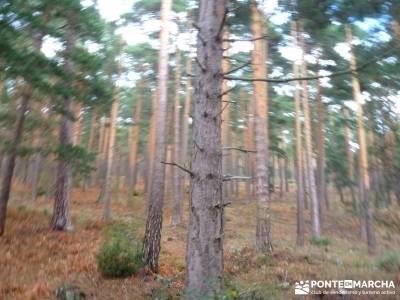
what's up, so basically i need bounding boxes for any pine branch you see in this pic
[223,61,251,76]
[224,48,394,83]
[161,161,194,177]
[223,147,257,153]
[223,175,253,181]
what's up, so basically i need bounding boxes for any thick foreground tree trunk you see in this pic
[143,0,172,273]
[185,0,226,297]
[251,0,272,252]
[51,23,75,231]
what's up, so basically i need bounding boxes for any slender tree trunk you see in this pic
[245,94,255,202]
[129,74,144,191]
[291,21,305,246]
[186,0,226,296]
[101,46,123,222]
[143,0,172,273]
[85,108,97,187]
[346,24,376,254]
[0,85,30,236]
[172,47,184,226]
[146,91,157,195]
[315,75,327,212]
[72,102,83,146]
[343,107,357,210]
[181,39,192,191]
[300,23,321,238]
[251,0,272,252]
[221,27,232,199]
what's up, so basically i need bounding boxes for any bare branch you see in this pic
[223,35,268,43]
[224,47,394,84]
[195,57,206,72]
[214,202,232,208]
[216,8,228,40]
[161,161,194,177]
[223,147,257,153]
[223,61,251,76]
[223,175,253,181]
[219,87,236,98]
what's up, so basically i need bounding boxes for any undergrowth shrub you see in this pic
[310,236,331,246]
[377,251,400,273]
[96,222,144,277]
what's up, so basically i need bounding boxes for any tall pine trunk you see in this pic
[129,72,144,191]
[101,46,123,222]
[300,23,321,238]
[345,24,376,254]
[172,47,184,226]
[315,75,327,211]
[291,21,305,246]
[251,0,272,252]
[143,0,172,272]
[186,0,226,296]
[343,107,357,210]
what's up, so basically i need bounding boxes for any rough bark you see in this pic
[143,0,172,273]
[251,0,272,252]
[300,23,321,238]
[129,73,144,191]
[185,0,226,296]
[346,24,376,254]
[172,47,184,226]
[291,21,305,246]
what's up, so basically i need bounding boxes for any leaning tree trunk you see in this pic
[291,21,305,246]
[143,0,172,273]
[101,46,123,222]
[0,85,30,236]
[186,0,226,297]
[171,47,184,226]
[129,72,144,191]
[51,23,75,231]
[346,24,376,254]
[251,0,272,252]
[300,23,321,238]
[0,31,44,235]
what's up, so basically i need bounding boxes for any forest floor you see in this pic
[1,183,400,300]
